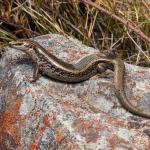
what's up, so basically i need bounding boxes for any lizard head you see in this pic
[9,39,35,52]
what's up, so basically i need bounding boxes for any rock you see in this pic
[0,34,150,149]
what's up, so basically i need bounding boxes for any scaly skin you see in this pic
[9,39,150,118]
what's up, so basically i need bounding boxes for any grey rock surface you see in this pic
[0,34,150,149]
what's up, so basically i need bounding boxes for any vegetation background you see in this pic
[0,0,150,66]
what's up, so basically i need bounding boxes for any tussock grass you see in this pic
[0,0,150,66]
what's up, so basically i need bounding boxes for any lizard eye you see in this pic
[13,42,23,46]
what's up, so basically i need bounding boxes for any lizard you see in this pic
[8,39,150,118]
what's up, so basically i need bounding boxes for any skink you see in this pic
[9,39,150,118]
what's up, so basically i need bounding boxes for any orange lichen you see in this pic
[0,96,24,149]
[81,120,92,132]
[43,113,56,128]
[108,134,129,149]
[55,129,65,143]
[66,142,74,150]
[107,117,125,128]
[92,118,105,131]
[73,119,104,143]
[33,111,40,118]
[38,126,46,133]
[29,143,39,150]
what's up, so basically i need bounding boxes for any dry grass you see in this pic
[0,0,150,66]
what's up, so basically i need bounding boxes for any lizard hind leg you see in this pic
[97,63,109,73]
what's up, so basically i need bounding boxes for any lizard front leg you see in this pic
[28,62,40,82]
